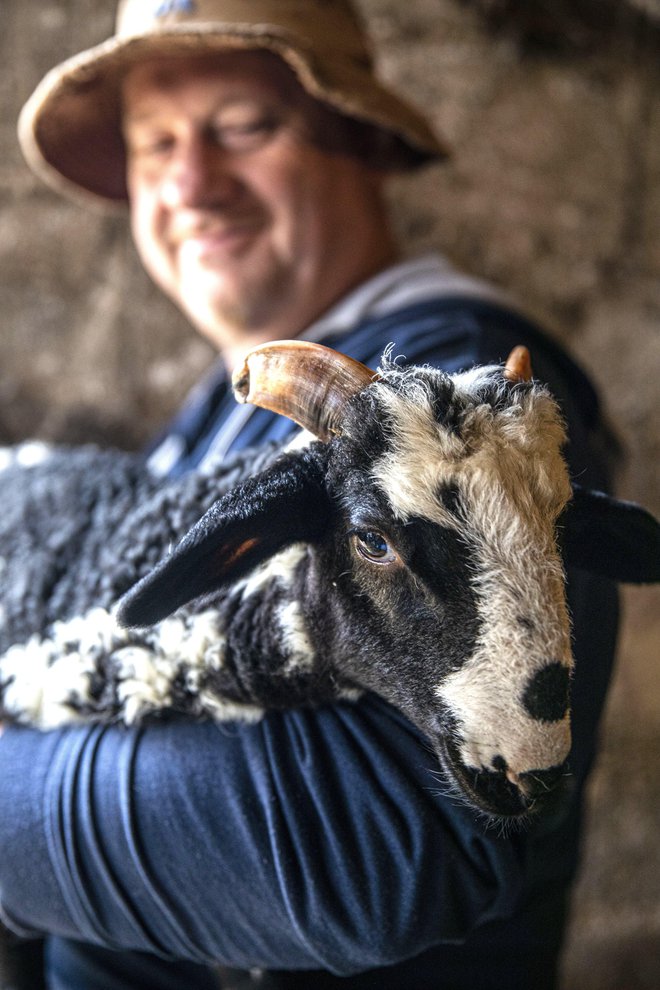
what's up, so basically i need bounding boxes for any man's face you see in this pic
[123,52,394,358]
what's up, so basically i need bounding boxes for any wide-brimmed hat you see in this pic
[18,0,448,206]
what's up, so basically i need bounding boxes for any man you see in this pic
[0,2,619,988]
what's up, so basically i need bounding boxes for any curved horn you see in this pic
[232,340,377,441]
[504,345,533,383]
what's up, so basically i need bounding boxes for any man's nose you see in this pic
[160,136,240,210]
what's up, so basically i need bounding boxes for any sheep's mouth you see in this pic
[436,738,568,821]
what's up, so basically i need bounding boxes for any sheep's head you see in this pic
[120,341,660,820]
[314,351,574,818]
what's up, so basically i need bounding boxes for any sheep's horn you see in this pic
[232,340,377,441]
[504,345,533,383]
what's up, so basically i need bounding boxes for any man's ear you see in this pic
[118,448,329,628]
[560,484,660,583]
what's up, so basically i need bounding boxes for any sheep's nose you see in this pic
[440,736,571,818]
[476,760,570,818]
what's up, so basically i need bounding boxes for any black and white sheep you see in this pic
[0,342,658,822]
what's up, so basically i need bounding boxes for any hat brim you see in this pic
[18,25,449,207]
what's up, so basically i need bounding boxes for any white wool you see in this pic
[0,606,238,728]
[193,693,264,723]
[0,442,53,473]
[114,646,175,724]
[278,600,315,674]
[371,376,571,527]
[1,639,95,730]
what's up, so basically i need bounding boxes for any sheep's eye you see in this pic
[353,530,397,565]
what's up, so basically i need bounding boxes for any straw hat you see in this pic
[18,0,448,206]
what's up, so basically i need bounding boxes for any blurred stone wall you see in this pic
[1,1,659,986]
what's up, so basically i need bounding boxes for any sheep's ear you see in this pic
[560,485,660,583]
[118,448,329,628]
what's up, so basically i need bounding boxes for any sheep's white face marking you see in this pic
[368,365,574,793]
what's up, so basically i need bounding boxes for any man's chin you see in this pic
[181,290,272,348]
[179,270,293,343]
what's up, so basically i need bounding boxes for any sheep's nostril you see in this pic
[515,764,569,804]
[487,756,570,813]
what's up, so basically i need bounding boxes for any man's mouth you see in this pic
[173,217,265,259]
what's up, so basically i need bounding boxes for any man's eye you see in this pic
[129,135,174,159]
[352,531,398,565]
[213,117,277,150]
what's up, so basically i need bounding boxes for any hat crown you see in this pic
[19,0,446,204]
[116,0,371,61]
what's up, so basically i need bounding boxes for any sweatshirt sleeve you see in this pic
[0,694,530,974]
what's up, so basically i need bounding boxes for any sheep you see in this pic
[0,341,658,824]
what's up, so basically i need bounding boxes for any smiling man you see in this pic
[0,2,621,989]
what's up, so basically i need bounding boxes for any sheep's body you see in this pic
[1,349,658,820]
[0,443,282,645]
[0,445,159,647]
[0,442,288,725]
